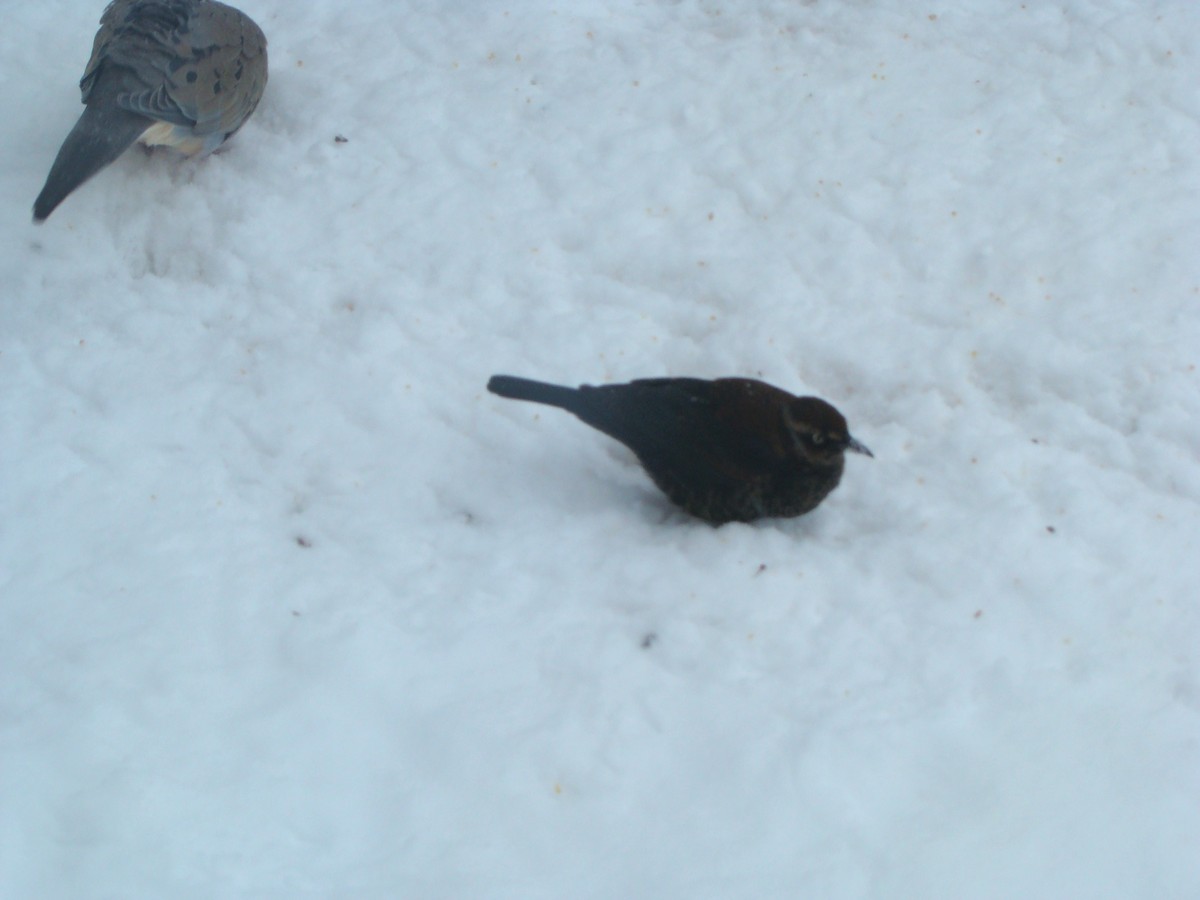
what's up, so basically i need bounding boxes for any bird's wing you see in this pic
[581,379,786,482]
[635,378,790,469]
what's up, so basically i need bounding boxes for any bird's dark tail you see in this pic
[33,104,151,222]
[487,375,582,411]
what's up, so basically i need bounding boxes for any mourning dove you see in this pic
[33,0,268,222]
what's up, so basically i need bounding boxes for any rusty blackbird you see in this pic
[486,375,872,524]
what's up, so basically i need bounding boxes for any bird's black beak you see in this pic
[845,436,873,458]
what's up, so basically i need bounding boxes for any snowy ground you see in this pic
[3,0,1199,896]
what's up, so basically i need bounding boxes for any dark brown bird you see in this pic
[486,375,873,524]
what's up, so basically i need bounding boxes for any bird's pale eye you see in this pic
[810,432,824,445]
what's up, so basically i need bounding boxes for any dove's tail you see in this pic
[33,103,152,222]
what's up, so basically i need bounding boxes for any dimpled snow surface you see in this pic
[2,1,1198,896]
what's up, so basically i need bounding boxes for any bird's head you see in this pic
[782,396,873,465]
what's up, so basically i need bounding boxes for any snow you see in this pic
[3,0,1199,895]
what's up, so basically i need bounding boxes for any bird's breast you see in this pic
[136,120,221,155]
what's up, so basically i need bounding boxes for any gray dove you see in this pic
[33,0,268,222]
